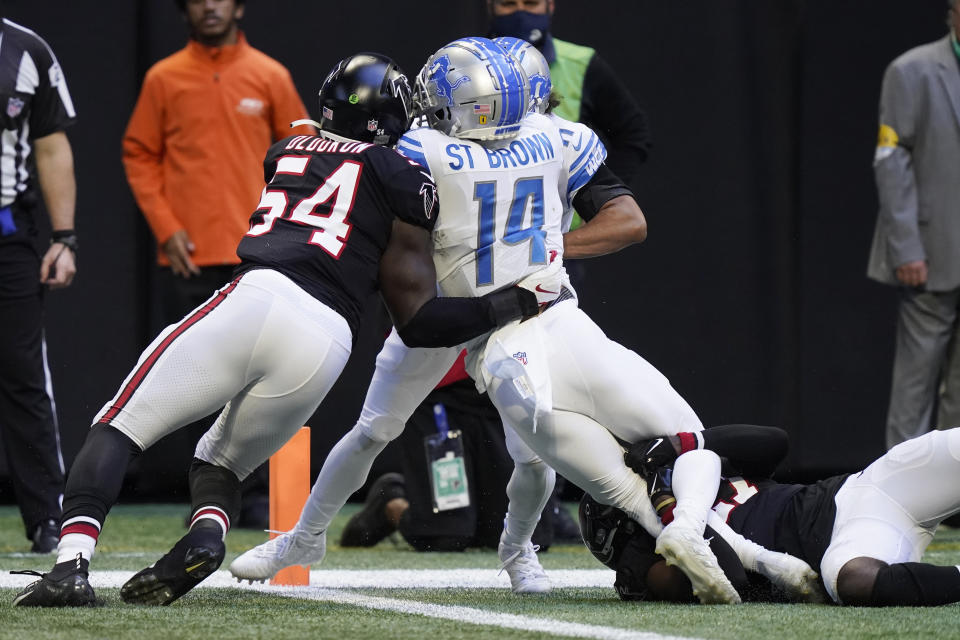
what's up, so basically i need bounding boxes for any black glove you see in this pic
[624,436,679,478]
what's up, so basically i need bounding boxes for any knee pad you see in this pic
[885,432,936,470]
[358,414,406,443]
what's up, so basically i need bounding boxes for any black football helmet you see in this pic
[318,53,412,147]
[578,494,635,569]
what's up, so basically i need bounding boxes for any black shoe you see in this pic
[12,554,98,607]
[340,473,406,547]
[120,527,224,605]
[30,519,60,554]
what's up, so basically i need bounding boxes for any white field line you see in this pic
[262,585,703,640]
[1,569,703,640]
[1,568,616,590]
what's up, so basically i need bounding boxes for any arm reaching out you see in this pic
[379,219,541,348]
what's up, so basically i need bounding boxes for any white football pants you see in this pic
[95,269,352,480]
[820,427,960,603]
[299,301,700,543]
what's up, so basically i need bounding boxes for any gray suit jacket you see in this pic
[867,36,960,291]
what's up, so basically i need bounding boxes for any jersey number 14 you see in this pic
[474,177,547,287]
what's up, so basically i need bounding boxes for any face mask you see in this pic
[489,11,552,49]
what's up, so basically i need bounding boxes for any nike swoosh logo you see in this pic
[185,561,207,573]
[535,285,558,294]
[646,438,663,456]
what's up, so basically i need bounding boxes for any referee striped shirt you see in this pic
[0,17,75,220]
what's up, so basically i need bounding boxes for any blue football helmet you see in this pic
[493,36,552,115]
[414,36,529,140]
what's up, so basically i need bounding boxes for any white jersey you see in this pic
[548,113,608,232]
[398,112,601,298]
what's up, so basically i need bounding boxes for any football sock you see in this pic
[699,425,789,478]
[501,460,555,548]
[58,424,142,563]
[669,449,721,535]
[188,458,240,541]
[707,510,764,572]
[870,563,960,606]
[298,425,387,534]
[57,517,99,564]
[705,524,749,593]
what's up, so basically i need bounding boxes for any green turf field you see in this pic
[2,504,959,639]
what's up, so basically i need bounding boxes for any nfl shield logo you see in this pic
[512,351,528,366]
[6,97,23,118]
[367,118,378,132]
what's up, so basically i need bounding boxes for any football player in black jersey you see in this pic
[582,424,960,607]
[12,53,560,608]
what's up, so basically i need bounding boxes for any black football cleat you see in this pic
[340,473,406,547]
[120,527,224,606]
[12,554,98,607]
[29,519,60,554]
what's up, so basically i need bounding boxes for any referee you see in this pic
[0,14,78,552]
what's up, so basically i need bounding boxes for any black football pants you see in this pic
[0,244,64,539]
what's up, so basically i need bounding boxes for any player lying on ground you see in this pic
[11,52,558,608]
[582,424,960,606]
[228,38,809,605]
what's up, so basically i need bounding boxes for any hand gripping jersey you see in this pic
[396,112,604,299]
[236,133,438,340]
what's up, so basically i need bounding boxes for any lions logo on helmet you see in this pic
[415,37,529,140]
[425,55,471,108]
[493,36,553,115]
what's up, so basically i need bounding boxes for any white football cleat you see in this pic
[756,549,826,603]
[229,526,326,582]
[498,542,551,594]
[655,523,741,604]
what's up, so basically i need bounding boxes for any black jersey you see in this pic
[236,133,438,340]
[717,473,851,573]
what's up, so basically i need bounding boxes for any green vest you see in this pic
[549,38,595,229]
[549,38,595,124]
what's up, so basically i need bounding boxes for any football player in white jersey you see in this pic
[231,37,791,604]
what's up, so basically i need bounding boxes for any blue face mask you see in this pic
[489,11,552,50]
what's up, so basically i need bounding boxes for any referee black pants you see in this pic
[0,243,64,539]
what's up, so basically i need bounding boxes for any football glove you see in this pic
[515,259,564,308]
[624,436,681,478]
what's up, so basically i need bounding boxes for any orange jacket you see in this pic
[122,33,314,266]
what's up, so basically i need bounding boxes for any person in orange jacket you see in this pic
[123,0,313,311]
[121,0,314,526]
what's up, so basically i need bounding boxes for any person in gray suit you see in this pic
[868,0,960,448]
